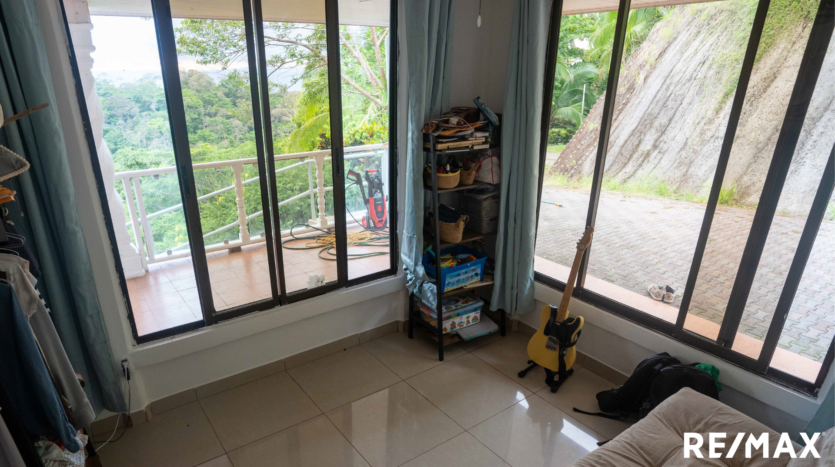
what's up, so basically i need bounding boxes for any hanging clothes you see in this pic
[0,408,26,467]
[0,256,94,428]
[0,221,40,279]
[0,283,80,452]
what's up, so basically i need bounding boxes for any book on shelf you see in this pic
[424,138,486,150]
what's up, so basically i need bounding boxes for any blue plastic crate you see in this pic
[423,245,487,292]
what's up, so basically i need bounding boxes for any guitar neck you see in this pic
[556,247,585,322]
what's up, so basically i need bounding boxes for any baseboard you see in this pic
[142,320,398,418]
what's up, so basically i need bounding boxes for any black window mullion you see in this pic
[673,0,771,338]
[717,0,835,348]
[534,0,564,243]
[387,0,400,274]
[756,148,834,372]
[150,0,215,323]
[576,0,631,290]
[248,0,285,304]
[324,0,349,286]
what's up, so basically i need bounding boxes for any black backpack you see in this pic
[641,364,719,418]
[574,353,718,420]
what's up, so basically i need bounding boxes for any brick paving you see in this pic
[535,186,835,362]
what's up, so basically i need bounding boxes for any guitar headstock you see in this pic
[576,226,594,252]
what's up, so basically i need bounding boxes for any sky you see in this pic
[89,15,302,88]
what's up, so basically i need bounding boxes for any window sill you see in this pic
[533,278,826,422]
[129,273,406,369]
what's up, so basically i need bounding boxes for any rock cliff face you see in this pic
[549,2,833,214]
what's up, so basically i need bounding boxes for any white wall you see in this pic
[450,0,514,113]
[528,285,834,435]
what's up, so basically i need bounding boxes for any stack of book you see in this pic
[424,130,490,150]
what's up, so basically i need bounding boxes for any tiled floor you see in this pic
[127,231,390,336]
[95,330,628,467]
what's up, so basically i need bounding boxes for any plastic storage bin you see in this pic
[463,191,500,218]
[462,211,498,234]
[418,295,484,334]
[423,245,487,292]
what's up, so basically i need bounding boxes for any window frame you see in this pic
[534,0,835,396]
[62,0,399,343]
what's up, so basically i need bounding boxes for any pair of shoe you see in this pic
[647,284,676,303]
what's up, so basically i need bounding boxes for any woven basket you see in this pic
[438,215,469,243]
[426,170,460,189]
[459,165,479,185]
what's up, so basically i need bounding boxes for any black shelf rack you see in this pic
[408,133,506,361]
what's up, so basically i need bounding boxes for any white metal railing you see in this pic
[114,144,387,267]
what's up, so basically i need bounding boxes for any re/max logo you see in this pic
[684,432,822,459]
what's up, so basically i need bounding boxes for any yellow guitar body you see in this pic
[526,305,584,372]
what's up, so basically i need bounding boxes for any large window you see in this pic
[534,0,834,395]
[68,0,396,342]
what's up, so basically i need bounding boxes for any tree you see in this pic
[174,20,389,152]
[588,8,665,80]
[551,62,600,128]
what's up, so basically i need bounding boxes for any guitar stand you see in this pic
[518,347,575,393]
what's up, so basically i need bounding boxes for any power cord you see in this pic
[94,362,131,451]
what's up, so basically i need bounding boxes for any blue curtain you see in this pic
[401,0,455,294]
[0,0,126,414]
[491,0,551,315]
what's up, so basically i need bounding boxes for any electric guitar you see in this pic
[520,226,593,392]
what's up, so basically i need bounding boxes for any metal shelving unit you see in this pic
[408,134,506,361]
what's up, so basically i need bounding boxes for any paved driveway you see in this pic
[535,186,835,362]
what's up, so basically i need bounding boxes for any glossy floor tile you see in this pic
[361,331,467,379]
[536,368,634,440]
[288,345,400,412]
[471,331,557,392]
[98,332,624,467]
[326,382,463,467]
[199,372,321,451]
[469,395,604,467]
[406,354,532,429]
[228,415,369,467]
[97,402,224,467]
[400,432,509,467]
[195,455,233,467]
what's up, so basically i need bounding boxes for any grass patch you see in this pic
[717,183,740,206]
[544,172,704,202]
[826,202,835,222]
[547,144,566,154]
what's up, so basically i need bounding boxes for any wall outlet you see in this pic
[121,359,131,381]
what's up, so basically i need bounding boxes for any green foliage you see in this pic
[757,0,820,62]
[587,8,666,80]
[717,184,740,206]
[551,62,600,128]
[548,128,575,145]
[826,202,835,222]
[545,172,704,203]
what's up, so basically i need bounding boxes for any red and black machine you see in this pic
[347,169,388,231]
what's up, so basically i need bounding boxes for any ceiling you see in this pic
[85,0,722,25]
[86,0,390,26]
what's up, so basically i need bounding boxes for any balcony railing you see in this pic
[114,143,387,268]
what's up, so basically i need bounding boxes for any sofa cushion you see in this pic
[573,387,797,467]
[787,429,833,467]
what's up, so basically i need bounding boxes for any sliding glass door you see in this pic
[68,0,397,342]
